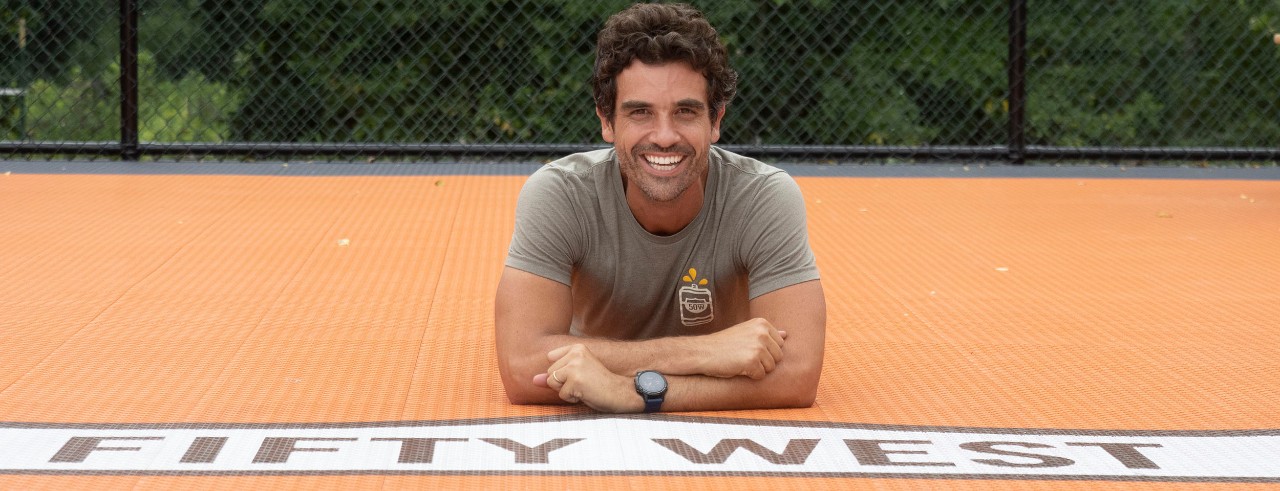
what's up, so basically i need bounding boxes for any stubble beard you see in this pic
[618,144,705,203]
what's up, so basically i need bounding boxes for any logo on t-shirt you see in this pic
[678,268,714,326]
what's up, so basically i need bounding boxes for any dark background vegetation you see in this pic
[3,0,1278,153]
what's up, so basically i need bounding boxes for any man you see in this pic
[495,3,825,413]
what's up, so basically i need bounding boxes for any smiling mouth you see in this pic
[643,155,685,172]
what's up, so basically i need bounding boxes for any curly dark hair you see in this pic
[592,3,738,123]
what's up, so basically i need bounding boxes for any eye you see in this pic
[676,107,701,118]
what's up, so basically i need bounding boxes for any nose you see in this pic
[650,114,681,149]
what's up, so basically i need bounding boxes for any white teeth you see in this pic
[644,155,682,167]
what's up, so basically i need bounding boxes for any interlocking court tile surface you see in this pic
[1,161,1278,490]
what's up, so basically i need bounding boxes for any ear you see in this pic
[710,105,727,143]
[596,106,615,143]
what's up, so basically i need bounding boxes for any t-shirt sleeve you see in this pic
[740,172,820,299]
[504,167,581,286]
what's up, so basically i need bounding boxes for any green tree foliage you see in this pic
[4,0,1279,149]
[2,0,115,83]
[1028,0,1280,147]
[228,0,627,143]
[20,52,238,142]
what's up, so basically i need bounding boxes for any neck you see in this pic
[624,173,707,236]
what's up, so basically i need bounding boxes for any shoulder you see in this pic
[534,148,615,181]
[713,146,787,180]
[712,146,802,200]
[520,148,615,199]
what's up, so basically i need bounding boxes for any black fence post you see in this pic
[1007,0,1027,165]
[119,0,140,161]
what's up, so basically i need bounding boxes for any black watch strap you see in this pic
[643,395,664,413]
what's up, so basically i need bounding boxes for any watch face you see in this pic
[637,371,666,394]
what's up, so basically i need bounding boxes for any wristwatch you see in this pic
[634,370,668,413]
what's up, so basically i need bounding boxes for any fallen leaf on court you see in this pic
[337,238,351,246]
[434,180,444,187]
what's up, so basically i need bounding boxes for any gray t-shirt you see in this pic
[505,146,819,340]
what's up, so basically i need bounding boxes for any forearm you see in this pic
[661,357,821,411]
[554,334,706,375]
[530,343,821,413]
[500,332,706,405]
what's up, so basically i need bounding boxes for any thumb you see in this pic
[532,372,550,388]
[778,330,788,340]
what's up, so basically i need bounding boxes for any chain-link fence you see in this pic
[2,0,1278,163]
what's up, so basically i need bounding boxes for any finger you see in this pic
[760,349,777,373]
[558,384,582,404]
[547,345,573,361]
[777,329,788,341]
[748,361,767,380]
[765,334,784,365]
[548,365,570,389]
[532,373,550,388]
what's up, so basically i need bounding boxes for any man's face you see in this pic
[598,60,725,204]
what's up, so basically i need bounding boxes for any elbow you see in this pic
[497,354,532,403]
[498,361,538,405]
[755,381,815,410]
[778,362,821,408]
[791,382,818,408]
[776,379,818,408]
[498,357,563,406]
[502,380,565,406]
[499,372,547,405]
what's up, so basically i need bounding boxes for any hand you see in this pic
[533,344,644,413]
[697,318,786,379]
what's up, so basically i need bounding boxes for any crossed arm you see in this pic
[494,267,826,413]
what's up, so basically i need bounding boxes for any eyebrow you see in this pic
[676,99,708,110]
[619,99,708,111]
[620,100,651,112]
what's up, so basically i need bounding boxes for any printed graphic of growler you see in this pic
[679,268,714,326]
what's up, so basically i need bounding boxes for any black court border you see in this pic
[4,159,1280,180]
